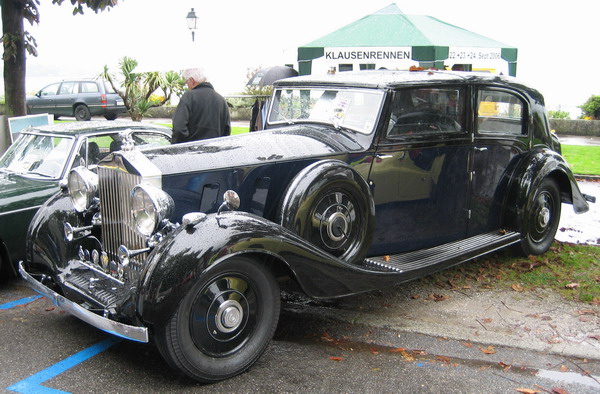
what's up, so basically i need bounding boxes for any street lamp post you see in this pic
[186,8,198,41]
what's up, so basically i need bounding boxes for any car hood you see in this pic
[0,172,60,214]
[137,125,370,176]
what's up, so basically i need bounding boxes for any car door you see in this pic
[54,81,79,117]
[468,87,530,236]
[28,83,60,114]
[367,86,471,256]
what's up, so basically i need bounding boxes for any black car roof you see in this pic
[23,121,171,137]
[274,70,544,103]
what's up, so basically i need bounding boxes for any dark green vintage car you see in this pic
[0,121,171,277]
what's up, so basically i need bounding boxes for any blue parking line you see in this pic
[0,295,42,310]
[7,337,121,393]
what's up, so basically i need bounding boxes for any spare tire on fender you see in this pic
[278,159,375,264]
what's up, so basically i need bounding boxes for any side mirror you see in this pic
[36,91,42,98]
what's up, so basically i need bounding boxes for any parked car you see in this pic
[0,121,171,278]
[26,79,127,121]
[20,71,594,382]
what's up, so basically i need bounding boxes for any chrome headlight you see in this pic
[131,184,174,237]
[68,167,98,212]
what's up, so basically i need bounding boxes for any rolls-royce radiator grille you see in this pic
[98,166,146,270]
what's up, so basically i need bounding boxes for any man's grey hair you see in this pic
[182,68,208,83]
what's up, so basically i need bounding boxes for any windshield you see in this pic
[268,88,384,134]
[0,133,73,178]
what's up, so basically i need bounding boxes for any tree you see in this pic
[1,0,118,117]
[579,95,600,120]
[101,56,184,121]
[548,108,570,120]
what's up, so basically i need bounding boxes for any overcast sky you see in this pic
[7,0,600,116]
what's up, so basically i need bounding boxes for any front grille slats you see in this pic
[98,167,146,275]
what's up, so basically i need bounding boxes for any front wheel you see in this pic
[156,257,280,382]
[519,178,561,256]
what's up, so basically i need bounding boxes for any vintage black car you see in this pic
[20,70,593,382]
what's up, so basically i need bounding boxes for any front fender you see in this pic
[505,148,589,230]
[137,212,389,329]
[25,191,82,274]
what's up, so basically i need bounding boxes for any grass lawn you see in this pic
[562,145,600,176]
[423,242,600,304]
[232,126,249,135]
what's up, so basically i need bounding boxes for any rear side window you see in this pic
[59,82,78,95]
[477,90,525,135]
[387,87,466,138]
[81,82,99,93]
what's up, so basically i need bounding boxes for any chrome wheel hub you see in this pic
[538,207,551,229]
[326,211,349,242]
[215,300,243,333]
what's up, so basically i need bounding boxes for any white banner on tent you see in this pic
[448,47,502,62]
[324,47,412,62]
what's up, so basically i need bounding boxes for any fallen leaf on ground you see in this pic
[45,307,55,312]
[436,355,451,363]
[462,342,473,348]
[511,283,524,292]
[559,365,569,372]
[577,309,596,315]
[389,347,406,353]
[565,283,579,289]
[329,356,343,361]
[498,361,511,370]
[478,345,496,354]
[427,293,448,302]
[515,389,540,394]
[550,388,569,394]
[482,318,493,324]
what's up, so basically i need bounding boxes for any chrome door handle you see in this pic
[474,147,488,152]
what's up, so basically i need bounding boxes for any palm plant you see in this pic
[101,57,185,121]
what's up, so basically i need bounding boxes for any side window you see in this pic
[40,83,60,96]
[477,90,525,135]
[81,82,99,93]
[86,135,111,165]
[387,87,465,138]
[59,82,77,95]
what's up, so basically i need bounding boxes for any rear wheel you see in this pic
[519,178,561,256]
[74,104,91,121]
[156,257,280,382]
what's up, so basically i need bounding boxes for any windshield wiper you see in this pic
[272,109,295,125]
[24,171,53,178]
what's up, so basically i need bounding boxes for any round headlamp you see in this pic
[68,167,98,212]
[131,184,174,237]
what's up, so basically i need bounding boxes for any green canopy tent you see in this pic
[298,4,517,76]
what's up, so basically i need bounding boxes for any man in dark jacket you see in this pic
[172,68,231,143]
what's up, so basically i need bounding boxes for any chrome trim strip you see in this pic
[18,261,148,343]
[0,205,41,217]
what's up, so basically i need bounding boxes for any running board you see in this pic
[364,230,520,273]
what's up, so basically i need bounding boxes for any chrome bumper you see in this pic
[18,261,149,343]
